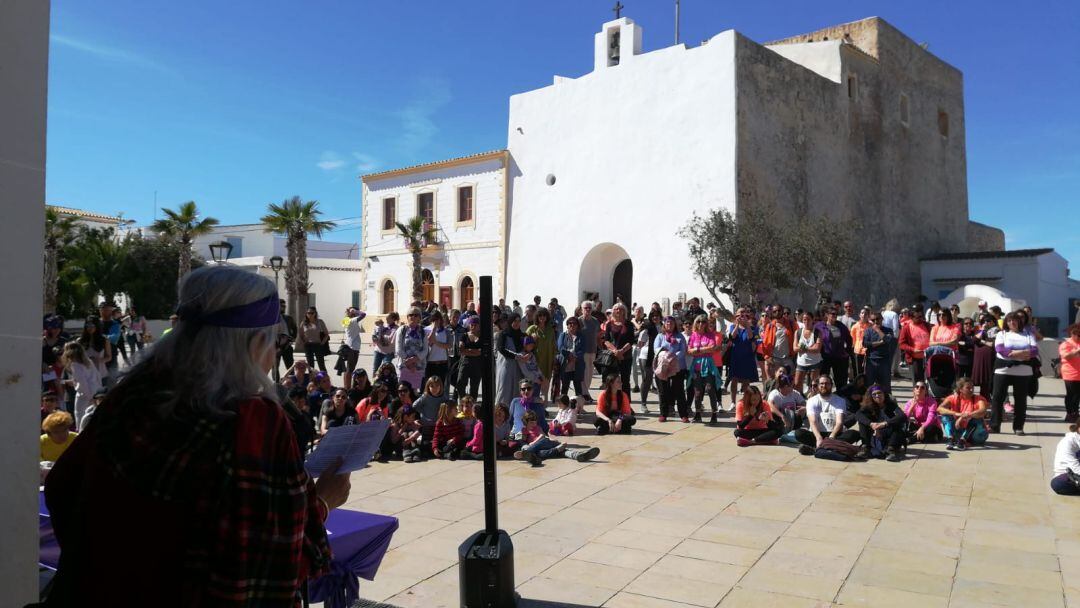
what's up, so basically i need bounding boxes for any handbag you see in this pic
[594,350,616,373]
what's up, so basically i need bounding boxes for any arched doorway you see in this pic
[578,243,631,309]
[612,259,632,306]
[459,275,475,310]
[381,279,396,314]
[421,269,435,304]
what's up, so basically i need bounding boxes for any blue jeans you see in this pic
[373,351,392,374]
[1051,474,1080,496]
[522,437,563,459]
[941,415,987,445]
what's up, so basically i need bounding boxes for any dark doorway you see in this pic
[612,259,632,306]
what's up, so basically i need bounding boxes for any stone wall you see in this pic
[737,17,972,305]
[967,221,1006,251]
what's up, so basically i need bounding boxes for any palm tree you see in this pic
[396,216,437,303]
[261,197,336,316]
[43,207,80,313]
[150,201,219,292]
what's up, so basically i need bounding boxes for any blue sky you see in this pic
[46,1,1079,265]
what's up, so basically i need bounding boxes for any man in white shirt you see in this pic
[343,309,365,390]
[1051,425,1080,495]
[838,301,858,329]
[794,376,860,454]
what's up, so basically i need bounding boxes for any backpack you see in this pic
[814,437,860,461]
[653,349,679,381]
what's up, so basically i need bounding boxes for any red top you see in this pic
[432,418,465,448]
[736,401,770,430]
[1060,338,1080,382]
[355,398,388,422]
[930,323,961,352]
[44,397,330,607]
[899,321,931,359]
[597,390,633,418]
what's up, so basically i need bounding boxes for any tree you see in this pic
[678,204,793,314]
[150,201,219,293]
[122,231,203,317]
[395,216,436,303]
[790,215,861,307]
[43,208,80,313]
[261,197,336,316]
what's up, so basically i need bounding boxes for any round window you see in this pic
[545,174,556,186]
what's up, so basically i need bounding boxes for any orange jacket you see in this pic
[761,318,798,358]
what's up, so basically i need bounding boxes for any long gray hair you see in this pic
[116,265,280,417]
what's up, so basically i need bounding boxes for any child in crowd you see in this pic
[467,404,515,459]
[518,336,543,396]
[60,341,101,431]
[397,407,423,463]
[457,395,478,438]
[550,395,576,436]
[41,411,77,462]
[433,402,466,460]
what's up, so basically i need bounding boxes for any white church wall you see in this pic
[506,29,740,309]
[764,40,845,82]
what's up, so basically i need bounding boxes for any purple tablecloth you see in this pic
[308,509,399,608]
[40,491,60,570]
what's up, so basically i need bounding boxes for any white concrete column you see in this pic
[0,0,50,603]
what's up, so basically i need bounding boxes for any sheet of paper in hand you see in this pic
[305,419,390,477]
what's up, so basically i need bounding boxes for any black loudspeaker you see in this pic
[458,529,515,607]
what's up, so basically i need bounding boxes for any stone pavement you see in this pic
[327,362,1079,608]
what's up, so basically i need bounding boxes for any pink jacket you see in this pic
[904,396,940,429]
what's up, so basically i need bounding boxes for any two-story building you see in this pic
[360,150,509,314]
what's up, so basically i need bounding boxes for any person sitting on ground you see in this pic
[510,381,549,436]
[855,386,908,461]
[286,385,317,455]
[734,385,785,447]
[937,378,989,450]
[466,404,516,459]
[550,395,576,437]
[355,382,391,423]
[904,381,943,444]
[795,375,860,455]
[1051,422,1080,496]
[766,374,806,432]
[40,410,77,463]
[457,395,478,438]
[412,376,449,452]
[320,389,356,436]
[396,407,424,462]
[514,410,600,465]
[347,368,372,404]
[432,403,466,460]
[594,374,636,435]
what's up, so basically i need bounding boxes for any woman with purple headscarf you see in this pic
[395,307,429,391]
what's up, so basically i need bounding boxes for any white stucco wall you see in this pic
[506,29,739,309]
[361,158,505,315]
[0,0,49,602]
[764,40,844,82]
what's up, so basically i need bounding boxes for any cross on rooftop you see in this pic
[613,1,624,18]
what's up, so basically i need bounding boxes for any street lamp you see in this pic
[269,255,284,291]
[208,240,233,264]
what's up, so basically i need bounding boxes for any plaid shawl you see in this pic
[95,389,332,606]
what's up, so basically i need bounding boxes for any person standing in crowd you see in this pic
[60,342,102,431]
[601,303,636,402]
[793,311,823,397]
[990,312,1038,435]
[924,301,942,326]
[1051,423,1080,496]
[1060,323,1080,423]
[558,316,587,416]
[342,309,364,390]
[838,301,857,330]
[495,312,527,406]
[863,312,895,394]
[725,307,760,410]
[78,316,111,389]
[898,308,931,384]
[424,310,452,387]
[274,299,297,379]
[636,310,661,413]
[929,309,961,352]
[456,317,483,399]
[653,316,689,423]
[372,311,399,374]
[296,306,330,372]
[527,308,557,401]
[395,307,430,392]
[818,307,853,389]
[42,315,71,397]
[99,303,125,370]
[579,301,601,403]
[971,312,999,398]
[850,307,872,375]
[125,307,147,355]
[881,300,901,379]
[762,304,797,378]
[44,265,349,603]
[687,314,722,423]
[956,317,978,379]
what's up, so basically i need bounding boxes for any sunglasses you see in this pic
[519,386,533,392]
[871,391,884,397]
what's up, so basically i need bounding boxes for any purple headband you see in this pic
[869,384,884,394]
[179,294,281,329]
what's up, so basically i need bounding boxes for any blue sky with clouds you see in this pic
[46,1,1078,265]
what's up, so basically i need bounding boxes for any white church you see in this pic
[359,15,1006,317]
